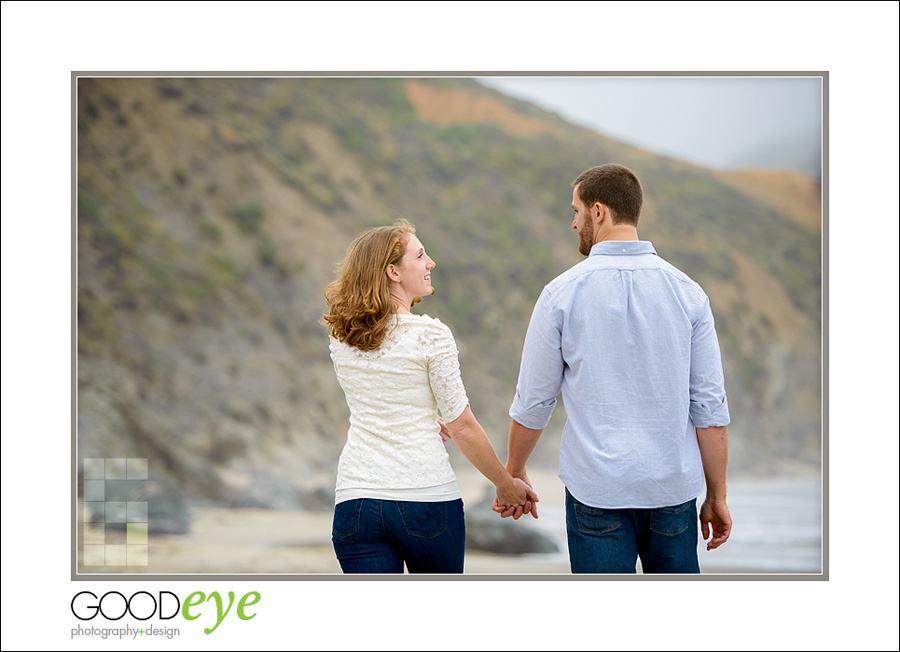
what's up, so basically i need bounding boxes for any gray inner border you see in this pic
[71,70,828,581]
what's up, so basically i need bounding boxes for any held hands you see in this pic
[492,474,539,520]
[436,414,538,518]
[699,498,732,550]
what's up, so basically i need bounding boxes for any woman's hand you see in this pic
[494,476,539,519]
[493,473,539,520]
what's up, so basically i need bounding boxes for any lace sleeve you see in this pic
[421,320,469,423]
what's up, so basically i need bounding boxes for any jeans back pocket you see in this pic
[332,499,362,539]
[573,502,622,535]
[648,500,693,536]
[397,501,448,539]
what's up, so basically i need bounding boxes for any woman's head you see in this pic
[386,231,436,308]
[324,219,434,351]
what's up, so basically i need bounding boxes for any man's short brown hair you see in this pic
[572,164,643,226]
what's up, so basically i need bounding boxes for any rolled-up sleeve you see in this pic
[688,295,731,427]
[509,287,565,429]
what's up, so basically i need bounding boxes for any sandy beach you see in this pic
[77,468,819,576]
[77,469,573,576]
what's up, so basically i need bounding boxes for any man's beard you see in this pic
[578,218,594,256]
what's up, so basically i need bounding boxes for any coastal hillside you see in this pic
[76,76,822,513]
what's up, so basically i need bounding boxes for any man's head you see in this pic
[571,164,643,227]
[571,187,596,256]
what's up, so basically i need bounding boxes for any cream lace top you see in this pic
[329,313,470,492]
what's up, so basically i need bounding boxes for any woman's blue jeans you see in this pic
[565,488,701,574]
[332,498,466,574]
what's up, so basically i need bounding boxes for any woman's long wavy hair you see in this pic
[324,219,420,351]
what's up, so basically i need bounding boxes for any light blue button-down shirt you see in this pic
[510,241,730,509]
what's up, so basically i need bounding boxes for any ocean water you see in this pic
[517,475,823,574]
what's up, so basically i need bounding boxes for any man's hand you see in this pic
[699,498,732,550]
[492,473,539,520]
[437,416,452,442]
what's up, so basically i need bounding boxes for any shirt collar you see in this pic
[589,240,657,257]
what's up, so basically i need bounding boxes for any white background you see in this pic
[2,1,898,650]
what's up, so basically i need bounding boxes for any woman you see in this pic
[323,219,536,573]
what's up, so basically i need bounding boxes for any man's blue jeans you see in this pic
[332,498,465,573]
[565,488,701,573]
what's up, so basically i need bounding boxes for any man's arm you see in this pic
[501,286,564,520]
[695,425,731,550]
[689,292,732,550]
[492,419,544,520]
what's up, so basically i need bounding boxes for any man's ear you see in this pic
[593,202,606,225]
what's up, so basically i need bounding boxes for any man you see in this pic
[495,164,732,574]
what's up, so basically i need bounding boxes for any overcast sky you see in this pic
[476,75,823,173]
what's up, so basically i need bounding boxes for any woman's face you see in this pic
[393,234,436,302]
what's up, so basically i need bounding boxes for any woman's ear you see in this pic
[386,264,399,283]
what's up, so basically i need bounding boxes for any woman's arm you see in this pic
[425,321,536,511]
[446,406,538,511]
